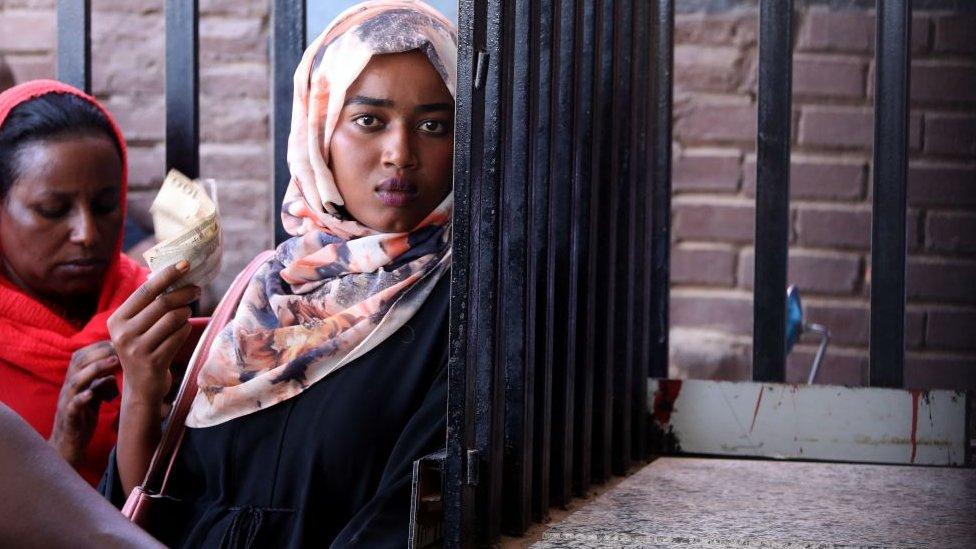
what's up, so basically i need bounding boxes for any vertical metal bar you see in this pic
[165,0,199,179]
[444,0,479,543]
[629,0,651,463]
[870,0,911,388]
[610,0,634,476]
[547,0,576,507]
[271,0,306,246]
[590,0,616,484]
[56,0,90,93]
[529,0,554,522]
[500,0,533,536]
[473,0,505,542]
[572,0,597,497]
[648,0,673,382]
[752,0,793,382]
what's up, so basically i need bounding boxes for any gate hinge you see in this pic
[465,448,480,486]
[474,51,488,90]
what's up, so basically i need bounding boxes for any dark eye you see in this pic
[353,115,383,129]
[35,202,70,219]
[92,192,120,216]
[418,120,449,135]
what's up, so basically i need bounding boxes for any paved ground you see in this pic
[526,457,976,548]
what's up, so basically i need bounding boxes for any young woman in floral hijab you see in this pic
[104,2,457,546]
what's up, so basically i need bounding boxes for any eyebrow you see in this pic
[344,95,454,114]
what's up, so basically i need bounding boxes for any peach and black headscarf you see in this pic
[186,0,456,427]
[0,80,147,485]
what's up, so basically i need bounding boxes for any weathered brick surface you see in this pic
[925,212,976,255]
[742,156,866,201]
[793,55,867,99]
[933,15,976,55]
[737,249,862,296]
[1,1,973,389]
[671,243,737,287]
[797,106,922,150]
[673,199,755,244]
[926,309,976,352]
[923,113,976,157]
[673,148,741,193]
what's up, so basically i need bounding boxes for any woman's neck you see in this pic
[1,258,97,327]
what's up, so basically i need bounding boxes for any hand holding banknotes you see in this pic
[143,169,222,289]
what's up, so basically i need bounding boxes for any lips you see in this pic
[375,177,419,207]
[56,257,107,276]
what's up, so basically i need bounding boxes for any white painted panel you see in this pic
[648,379,970,466]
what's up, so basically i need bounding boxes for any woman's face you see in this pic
[330,50,454,233]
[0,135,123,301]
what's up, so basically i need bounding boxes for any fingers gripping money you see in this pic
[143,170,222,288]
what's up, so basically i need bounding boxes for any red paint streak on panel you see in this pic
[750,385,765,434]
[652,380,683,425]
[910,390,922,464]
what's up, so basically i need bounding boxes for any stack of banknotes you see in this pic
[143,169,222,288]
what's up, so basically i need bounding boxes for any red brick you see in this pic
[4,54,55,83]
[674,45,747,93]
[911,62,976,104]
[103,95,166,141]
[200,0,269,17]
[797,9,929,54]
[674,100,757,145]
[796,206,871,250]
[794,302,925,349]
[797,9,874,53]
[201,63,269,99]
[926,309,976,351]
[925,212,976,255]
[674,11,757,48]
[673,200,755,244]
[786,348,868,386]
[742,157,866,201]
[908,163,976,208]
[201,98,269,143]
[673,149,741,193]
[923,114,976,157]
[738,249,862,296]
[793,55,867,99]
[0,11,55,52]
[126,144,165,190]
[905,354,976,391]
[797,206,921,252]
[670,290,753,336]
[200,143,271,181]
[670,243,737,287]
[933,15,976,55]
[200,17,267,63]
[797,106,922,150]
[907,257,976,304]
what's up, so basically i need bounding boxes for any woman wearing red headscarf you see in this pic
[0,80,147,486]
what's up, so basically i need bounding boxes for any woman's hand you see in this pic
[48,341,120,466]
[107,260,200,407]
[107,260,200,495]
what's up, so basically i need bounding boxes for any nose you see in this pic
[381,124,417,170]
[68,207,96,248]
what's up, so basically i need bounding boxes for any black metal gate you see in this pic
[55,0,914,546]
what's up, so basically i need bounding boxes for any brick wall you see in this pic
[0,1,973,389]
[671,4,976,389]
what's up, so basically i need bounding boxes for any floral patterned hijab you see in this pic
[186,0,456,428]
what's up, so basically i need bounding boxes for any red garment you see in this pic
[0,80,147,486]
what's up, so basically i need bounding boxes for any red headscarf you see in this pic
[0,80,147,486]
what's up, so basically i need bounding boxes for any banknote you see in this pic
[144,170,222,288]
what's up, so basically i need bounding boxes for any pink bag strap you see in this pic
[139,250,276,495]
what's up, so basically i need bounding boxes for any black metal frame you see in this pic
[53,0,917,545]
